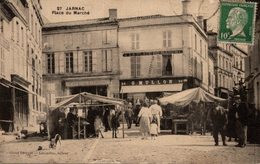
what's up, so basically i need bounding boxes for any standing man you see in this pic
[66,108,77,139]
[125,102,133,129]
[149,99,163,134]
[210,102,228,146]
[234,95,249,148]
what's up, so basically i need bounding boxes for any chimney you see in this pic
[182,0,191,15]
[197,16,204,28]
[109,9,117,20]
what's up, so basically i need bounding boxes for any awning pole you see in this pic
[122,105,125,138]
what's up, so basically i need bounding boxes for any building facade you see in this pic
[42,9,120,107]
[208,32,247,99]
[119,4,209,101]
[0,0,44,132]
[245,0,260,110]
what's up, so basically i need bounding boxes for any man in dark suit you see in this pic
[234,96,249,148]
[210,102,228,146]
[67,108,77,139]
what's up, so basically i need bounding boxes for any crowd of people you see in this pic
[210,95,251,148]
[49,94,258,147]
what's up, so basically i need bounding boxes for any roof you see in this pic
[43,17,117,29]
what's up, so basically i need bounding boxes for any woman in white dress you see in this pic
[138,102,152,139]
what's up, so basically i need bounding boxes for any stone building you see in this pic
[0,0,44,132]
[119,0,209,101]
[245,0,260,110]
[42,9,120,106]
[208,32,247,99]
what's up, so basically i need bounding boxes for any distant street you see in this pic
[0,125,259,163]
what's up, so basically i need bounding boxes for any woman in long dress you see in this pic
[138,102,152,139]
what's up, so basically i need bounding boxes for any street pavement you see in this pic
[0,125,259,164]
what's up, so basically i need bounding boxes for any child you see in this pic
[150,114,158,140]
[94,115,104,138]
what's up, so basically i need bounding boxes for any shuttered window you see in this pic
[84,51,92,72]
[131,56,140,77]
[131,33,139,50]
[65,52,73,73]
[163,31,172,48]
[102,49,112,72]
[47,53,55,74]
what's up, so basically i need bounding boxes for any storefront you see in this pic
[64,76,119,98]
[0,78,12,132]
[120,76,201,102]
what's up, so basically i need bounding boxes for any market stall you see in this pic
[47,92,127,139]
[159,87,226,134]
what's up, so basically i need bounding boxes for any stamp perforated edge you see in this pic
[217,1,258,45]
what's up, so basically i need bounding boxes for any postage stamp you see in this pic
[218,2,257,45]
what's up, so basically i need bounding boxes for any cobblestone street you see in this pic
[0,126,259,164]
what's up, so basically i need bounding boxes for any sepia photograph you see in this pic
[0,0,259,163]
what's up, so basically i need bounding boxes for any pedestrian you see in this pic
[138,102,152,140]
[149,99,162,134]
[150,114,158,140]
[227,98,238,142]
[210,102,228,146]
[134,98,142,126]
[234,95,249,148]
[111,107,121,138]
[103,107,111,132]
[66,108,77,139]
[94,115,104,138]
[125,102,133,129]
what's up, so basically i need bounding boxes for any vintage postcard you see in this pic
[0,0,259,163]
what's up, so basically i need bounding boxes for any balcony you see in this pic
[6,0,29,24]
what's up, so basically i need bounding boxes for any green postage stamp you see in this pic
[218,2,257,45]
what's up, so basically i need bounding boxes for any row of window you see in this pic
[46,30,207,51]
[218,73,233,90]
[11,19,41,47]
[218,55,232,72]
[194,34,207,58]
[47,50,113,74]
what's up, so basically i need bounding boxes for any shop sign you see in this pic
[120,78,187,86]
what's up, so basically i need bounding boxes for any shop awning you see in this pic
[120,83,183,93]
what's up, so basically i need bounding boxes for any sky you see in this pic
[40,0,220,31]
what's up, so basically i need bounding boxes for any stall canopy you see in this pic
[50,92,126,110]
[159,87,226,107]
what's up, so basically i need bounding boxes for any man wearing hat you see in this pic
[234,95,249,148]
[210,102,228,146]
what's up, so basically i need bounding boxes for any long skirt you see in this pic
[139,116,150,133]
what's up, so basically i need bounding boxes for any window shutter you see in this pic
[102,31,106,44]
[136,34,139,49]
[136,56,141,76]
[92,51,97,72]
[107,49,112,71]
[54,53,58,74]
[78,51,83,73]
[102,50,106,72]
[131,34,135,49]
[107,30,111,44]
[168,31,172,47]
[60,53,65,73]
[156,54,162,76]
[130,56,135,77]
[73,51,78,73]
[163,31,166,47]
